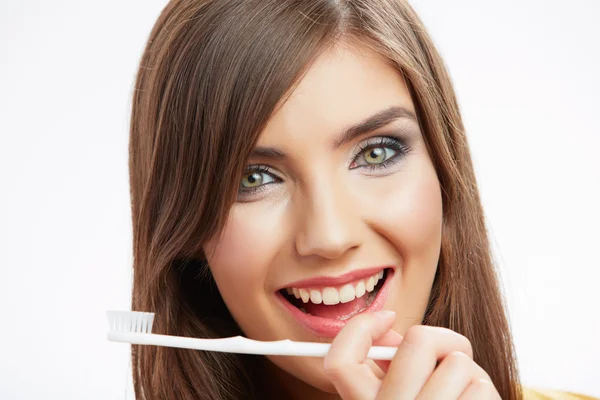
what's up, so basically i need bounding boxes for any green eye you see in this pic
[362,147,396,165]
[239,168,277,192]
[241,171,264,188]
[349,136,408,171]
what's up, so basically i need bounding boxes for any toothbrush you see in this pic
[107,310,398,360]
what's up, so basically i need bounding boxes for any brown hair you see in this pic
[128,0,521,398]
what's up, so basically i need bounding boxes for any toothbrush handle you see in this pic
[108,332,398,360]
[271,338,397,360]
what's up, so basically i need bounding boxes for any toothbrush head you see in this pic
[107,310,155,334]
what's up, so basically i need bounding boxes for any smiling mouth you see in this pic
[278,268,389,322]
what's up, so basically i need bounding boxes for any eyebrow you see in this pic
[333,106,417,148]
[248,106,417,160]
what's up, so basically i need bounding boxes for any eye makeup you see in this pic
[238,165,282,200]
[237,131,414,201]
[349,135,411,172]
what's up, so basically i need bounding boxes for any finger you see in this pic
[377,325,473,400]
[458,378,500,400]
[372,329,404,374]
[324,311,396,400]
[416,351,492,399]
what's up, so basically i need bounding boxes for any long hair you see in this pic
[128,0,521,398]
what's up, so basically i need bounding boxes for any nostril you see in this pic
[295,232,360,260]
[294,198,361,259]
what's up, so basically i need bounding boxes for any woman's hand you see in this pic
[324,311,500,400]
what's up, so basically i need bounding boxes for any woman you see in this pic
[127,0,569,399]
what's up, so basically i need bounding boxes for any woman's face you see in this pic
[203,42,443,393]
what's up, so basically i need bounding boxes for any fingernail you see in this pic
[374,310,396,320]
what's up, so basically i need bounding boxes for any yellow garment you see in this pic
[523,387,599,400]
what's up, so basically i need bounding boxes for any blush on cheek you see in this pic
[371,160,442,333]
[202,205,293,341]
[394,174,442,255]
[205,219,261,284]
[362,158,443,259]
[203,205,287,297]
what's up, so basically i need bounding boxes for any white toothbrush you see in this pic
[107,310,398,360]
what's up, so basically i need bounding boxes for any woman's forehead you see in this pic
[257,43,416,149]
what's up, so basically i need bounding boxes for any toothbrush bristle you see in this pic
[107,311,154,333]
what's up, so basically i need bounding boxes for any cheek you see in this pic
[206,214,262,280]
[360,152,443,325]
[372,155,443,258]
[202,204,287,335]
[205,203,286,279]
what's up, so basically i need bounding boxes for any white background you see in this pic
[0,0,598,398]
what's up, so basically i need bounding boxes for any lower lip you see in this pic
[276,269,394,338]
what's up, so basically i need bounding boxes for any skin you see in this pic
[203,42,499,399]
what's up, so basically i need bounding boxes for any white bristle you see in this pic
[107,311,155,334]
[135,312,142,332]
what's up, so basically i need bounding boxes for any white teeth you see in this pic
[339,284,356,303]
[299,289,310,303]
[355,280,366,298]
[285,270,386,306]
[310,290,322,304]
[322,287,340,305]
[366,276,375,292]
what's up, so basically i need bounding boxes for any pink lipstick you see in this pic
[277,267,394,338]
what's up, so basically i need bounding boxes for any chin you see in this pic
[266,354,339,395]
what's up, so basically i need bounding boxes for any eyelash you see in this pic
[238,165,280,196]
[238,135,410,197]
[350,136,410,172]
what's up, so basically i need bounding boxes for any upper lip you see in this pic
[280,266,391,290]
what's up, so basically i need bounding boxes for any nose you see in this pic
[294,178,361,260]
